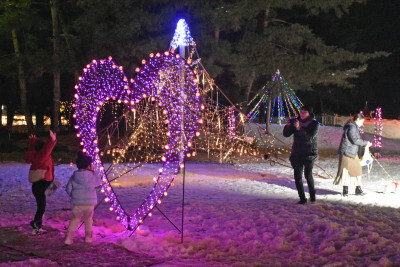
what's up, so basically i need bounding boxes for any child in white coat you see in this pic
[64,151,99,245]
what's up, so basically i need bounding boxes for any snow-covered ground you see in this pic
[1,125,400,266]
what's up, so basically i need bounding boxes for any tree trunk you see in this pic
[6,103,15,134]
[36,110,45,132]
[263,5,270,31]
[319,94,324,114]
[265,96,272,133]
[208,24,220,102]
[50,0,61,133]
[11,28,34,133]
[59,13,80,84]
[243,70,256,114]
[264,5,271,133]
[214,25,220,44]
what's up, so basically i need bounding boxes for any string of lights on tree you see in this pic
[359,110,365,134]
[61,97,122,127]
[228,107,236,139]
[361,107,383,148]
[247,69,303,123]
[374,107,383,148]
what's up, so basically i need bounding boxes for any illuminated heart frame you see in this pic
[74,50,201,231]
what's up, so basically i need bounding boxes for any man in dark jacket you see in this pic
[283,105,319,204]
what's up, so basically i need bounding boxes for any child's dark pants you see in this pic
[32,180,52,226]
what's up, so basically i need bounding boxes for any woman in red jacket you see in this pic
[25,130,57,233]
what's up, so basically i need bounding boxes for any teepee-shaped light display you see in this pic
[247,69,303,123]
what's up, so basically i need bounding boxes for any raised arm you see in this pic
[28,134,36,150]
[35,130,57,163]
[283,118,295,137]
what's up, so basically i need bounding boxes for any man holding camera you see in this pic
[283,105,319,205]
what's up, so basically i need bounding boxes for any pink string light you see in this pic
[228,107,236,139]
[359,110,364,134]
[373,107,383,148]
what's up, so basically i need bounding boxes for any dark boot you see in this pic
[310,194,316,203]
[342,186,348,197]
[297,199,307,205]
[355,186,366,196]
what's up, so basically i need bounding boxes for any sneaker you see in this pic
[30,220,41,229]
[297,199,307,205]
[32,228,47,235]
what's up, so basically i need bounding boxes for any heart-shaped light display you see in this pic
[74,51,201,231]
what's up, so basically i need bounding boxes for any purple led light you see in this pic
[75,52,201,231]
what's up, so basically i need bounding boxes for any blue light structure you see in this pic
[170,19,194,50]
